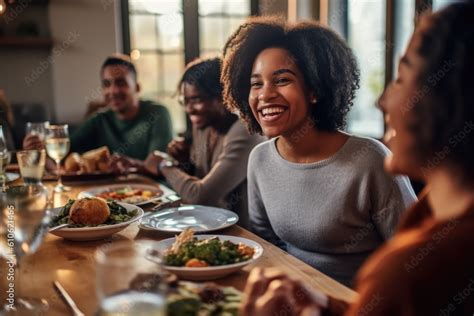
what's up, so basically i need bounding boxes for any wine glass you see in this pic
[45,124,70,193]
[25,121,50,142]
[0,125,11,192]
[95,241,167,315]
[16,150,46,186]
[0,184,51,314]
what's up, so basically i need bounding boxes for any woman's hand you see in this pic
[143,151,165,176]
[23,134,44,150]
[167,137,190,163]
[240,268,328,316]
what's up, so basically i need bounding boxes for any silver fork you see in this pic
[53,281,85,316]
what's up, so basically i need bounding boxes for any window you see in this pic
[326,0,416,138]
[128,0,252,134]
[346,0,386,138]
[129,0,186,133]
[433,0,463,11]
[393,0,416,79]
[199,0,250,56]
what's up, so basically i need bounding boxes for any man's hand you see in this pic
[23,134,44,150]
[109,153,145,174]
[167,137,190,163]
[240,268,328,316]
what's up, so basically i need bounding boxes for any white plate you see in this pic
[49,202,144,241]
[77,183,176,206]
[156,235,263,280]
[6,172,20,183]
[139,205,239,233]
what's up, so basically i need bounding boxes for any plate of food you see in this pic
[48,197,144,241]
[156,229,263,280]
[6,172,20,183]
[139,205,239,233]
[78,183,176,206]
[61,146,115,181]
[128,273,243,316]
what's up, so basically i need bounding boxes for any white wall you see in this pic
[49,0,118,123]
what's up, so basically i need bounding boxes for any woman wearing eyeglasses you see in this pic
[145,57,264,227]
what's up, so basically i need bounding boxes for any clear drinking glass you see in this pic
[0,125,11,192]
[25,121,50,142]
[95,241,167,316]
[16,150,46,185]
[0,184,51,314]
[45,124,70,192]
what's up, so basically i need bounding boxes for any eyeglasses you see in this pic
[178,95,209,109]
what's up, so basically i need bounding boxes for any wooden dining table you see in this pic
[1,174,357,315]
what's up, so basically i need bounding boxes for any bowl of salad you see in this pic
[156,229,263,280]
[49,199,144,241]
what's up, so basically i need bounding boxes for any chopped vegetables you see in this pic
[164,229,255,267]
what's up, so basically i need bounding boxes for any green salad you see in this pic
[50,199,138,228]
[164,232,255,267]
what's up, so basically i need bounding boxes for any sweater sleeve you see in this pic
[147,105,173,153]
[70,115,98,153]
[370,173,417,240]
[161,124,259,205]
[247,148,286,249]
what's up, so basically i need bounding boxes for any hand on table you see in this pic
[240,268,328,316]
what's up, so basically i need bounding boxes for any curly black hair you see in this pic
[412,2,474,187]
[178,57,223,100]
[221,16,360,134]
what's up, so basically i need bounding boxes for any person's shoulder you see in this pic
[248,138,274,162]
[228,119,266,141]
[139,100,170,114]
[344,134,391,163]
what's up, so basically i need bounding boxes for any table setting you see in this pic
[0,127,356,315]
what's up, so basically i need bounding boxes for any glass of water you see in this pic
[0,184,51,314]
[25,121,50,142]
[16,149,46,185]
[0,125,11,191]
[95,241,167,315]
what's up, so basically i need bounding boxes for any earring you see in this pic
[311,98,317,104]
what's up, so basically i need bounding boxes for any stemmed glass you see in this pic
[0,183,51,314]
[0,125,11,191]
[16,150,46,186]
[95,241,167,315]
[45,124,71,193]
[25,121,50,142]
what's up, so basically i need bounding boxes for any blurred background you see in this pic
[0,0,460,149]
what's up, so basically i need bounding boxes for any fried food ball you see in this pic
[69,197,110,225]
[64,153,82,172]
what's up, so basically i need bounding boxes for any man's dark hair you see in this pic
[411,2,474,187]
[101,55,137,82]
[221,16,360,134]
[178,57,223,100]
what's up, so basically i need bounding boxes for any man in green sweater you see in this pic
[24,55,173,172]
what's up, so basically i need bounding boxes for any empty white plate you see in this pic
[139,205,239,233]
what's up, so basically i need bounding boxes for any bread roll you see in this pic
[64,153,82,172]
[69,198,110,225]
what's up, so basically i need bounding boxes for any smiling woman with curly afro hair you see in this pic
[221,16,417,286]
[221,16,360,135]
